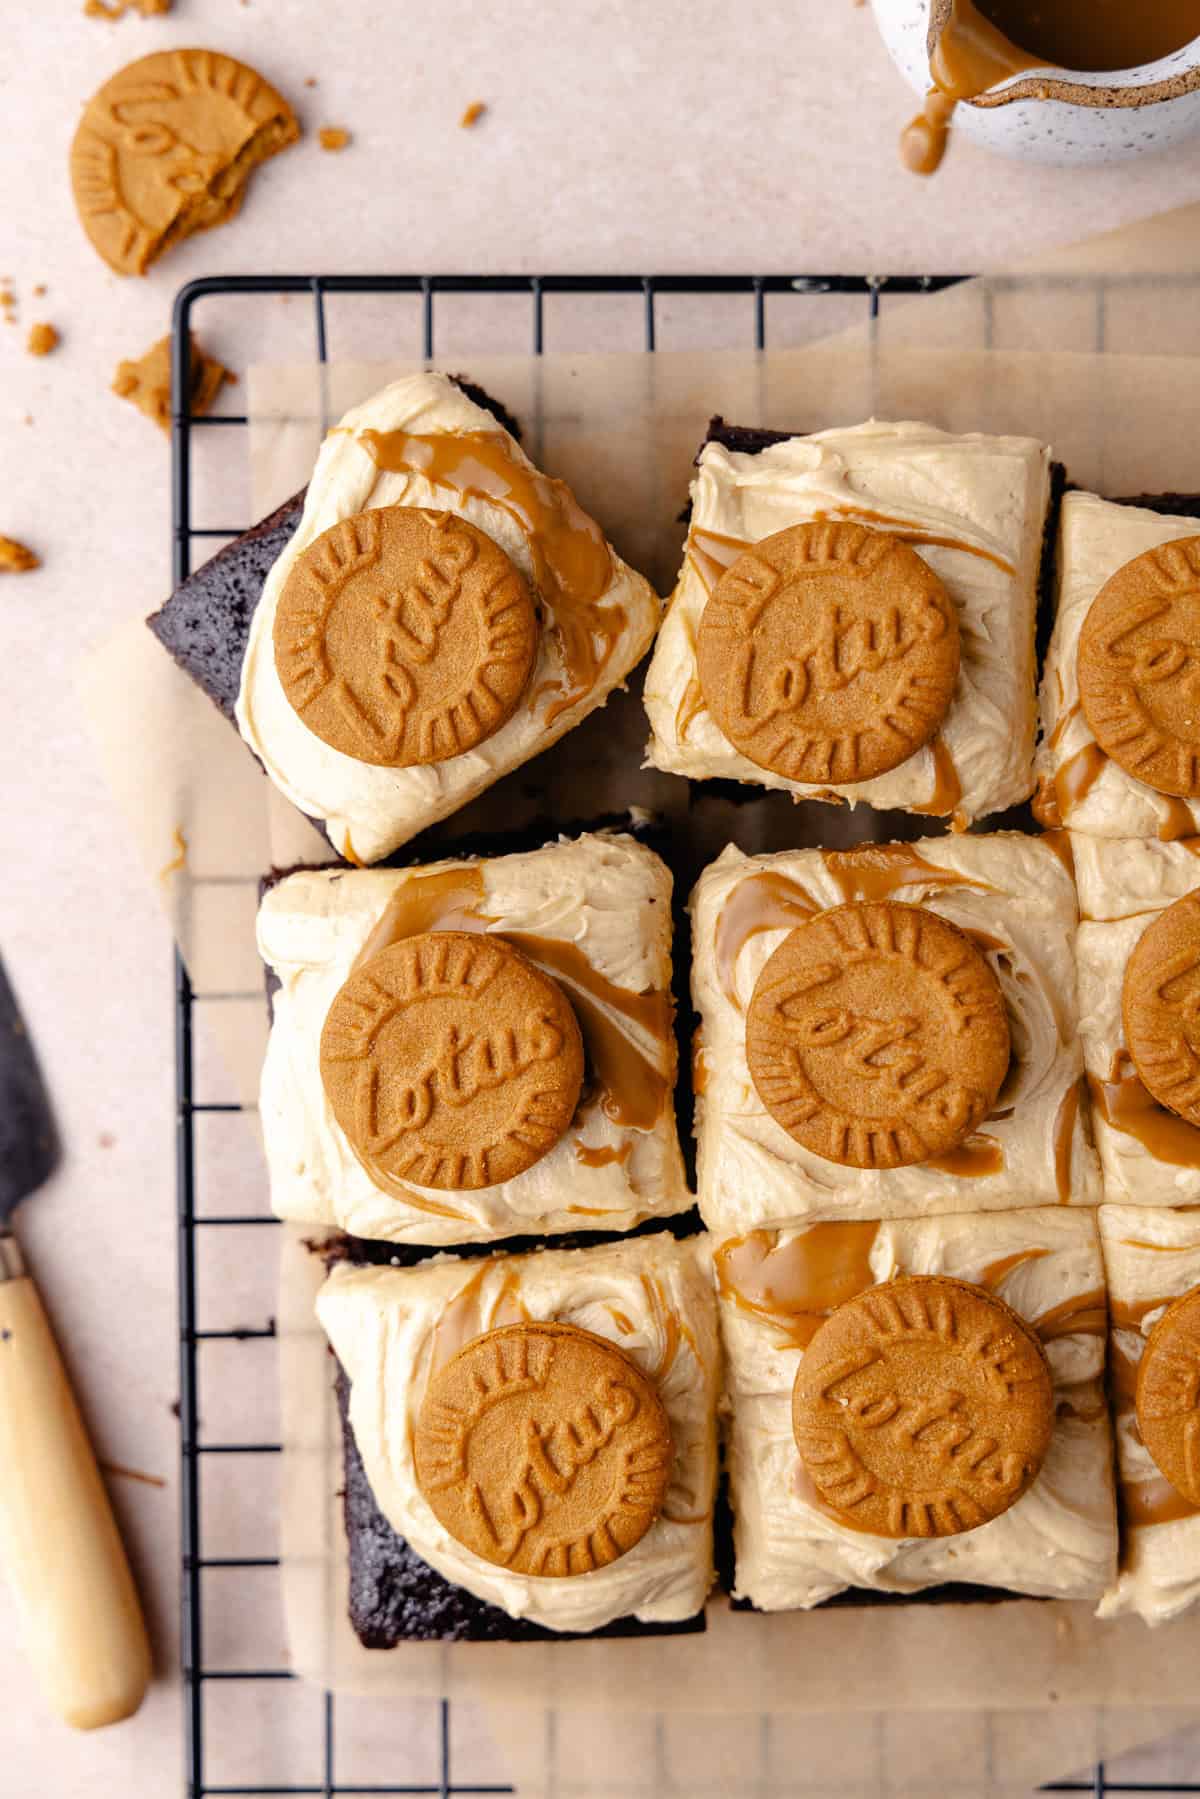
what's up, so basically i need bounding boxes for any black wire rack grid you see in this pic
[168,271,1187,1799]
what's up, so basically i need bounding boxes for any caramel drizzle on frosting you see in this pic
[714,847,993,1010]
[1034,742,1108,828]
[1034,1287,1108,1343]
[674,677,707,743]
[1089,1050,1200,1168]
[1158,795,1199,841]
[355,427,620,726]
[926,1134,1004,1178]
[821,842,993,906]
[1053,1077,1084,1204]
[350,866,673,1140]
[813,503,1015,576]
[713,869,818,1006]
[714,1223,879,1347]
[912,734,966,826]
[1045,709,1184,828]
[978,1247,1049,1289]
[685,527,749,597]
[1121,1475,1200,1531]
[573,1140,632,1169]
[429,1263,528,1372]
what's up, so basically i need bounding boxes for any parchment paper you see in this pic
[79,209,1200,1791]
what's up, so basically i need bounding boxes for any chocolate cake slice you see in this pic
[147,376,522,725]
[334,1367,705,1647]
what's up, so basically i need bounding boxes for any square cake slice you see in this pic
[258,831,692,1246]
[317,1230,720,1640]
[690,831,1100,1235]
[1098,1205,1200,1625]
[151,371,661,864]
[1073,835,1200,1206]
[1036,491,1200,840]
[643,420,1051,826]
[719,1209,1115,1610]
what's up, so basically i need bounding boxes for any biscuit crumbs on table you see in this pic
[0,536,39,574]
[112,333,234,433]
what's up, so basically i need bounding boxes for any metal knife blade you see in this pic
[0,955,59,1221]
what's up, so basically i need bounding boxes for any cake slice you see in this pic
[317,1230,719,1642]
[719,1208,1115,1609]
[643,418,1053,828]
[258,832,692,1247]
[1037,490,1200,839]
[150,372,661,864]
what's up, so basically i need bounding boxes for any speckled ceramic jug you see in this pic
[872,0,1200,165]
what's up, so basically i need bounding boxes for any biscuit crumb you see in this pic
[26,322,59,357]
[158,825,188,880]
[84,0,171,16]
[0,536,39,574]
[113,332,235,434]
[460,101,487,128]
[318,126,351,151]
[32,283,46,297]
[304,77,318,88]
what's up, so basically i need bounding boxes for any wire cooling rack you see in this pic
[168,272,1183,1799]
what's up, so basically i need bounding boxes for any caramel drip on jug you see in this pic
[900,0,1198,176]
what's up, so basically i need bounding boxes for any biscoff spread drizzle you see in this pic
[355,428,621,726]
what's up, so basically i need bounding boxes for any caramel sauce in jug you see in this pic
[902,0,1199,176]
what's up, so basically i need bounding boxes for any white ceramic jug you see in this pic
[871,0,1200,165]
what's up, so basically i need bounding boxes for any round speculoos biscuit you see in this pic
[695,521,960,785]
[1123,892,1200,1127]
[319,931,583,1191]
[414,1321,673,1576]
[745,901,1010,1170]
[275,504,538,766]
[1078,535,1200,799]
[1137,1284,1200,1507]
[792,1274,1054,1539]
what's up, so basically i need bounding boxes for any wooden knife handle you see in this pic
[0,1239,151,1729]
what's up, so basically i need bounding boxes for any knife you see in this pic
[0,956,151,1729]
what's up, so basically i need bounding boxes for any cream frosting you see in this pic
[1073,835,1200,1206]
[690,832,1100,1234]
[1036,491,1200,839]
[1098,1205,1200,1624]
[643,421,1050,824]
[258,832,691,1245]
[236,372,661,864]
[719,1208,1115,1610]
[317,1230,720,1632]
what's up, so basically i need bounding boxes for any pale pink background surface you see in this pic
[6,2,1200,1794]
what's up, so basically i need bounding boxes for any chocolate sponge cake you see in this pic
[334,1368,704,1647]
